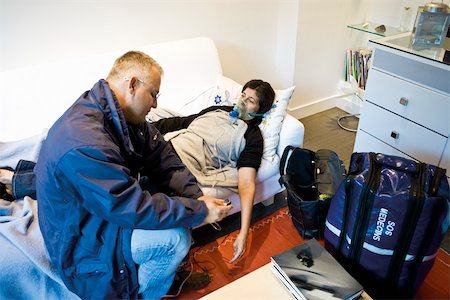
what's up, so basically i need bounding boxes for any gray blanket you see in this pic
[0,197,78,299]
[165,110,247,189]
[0,129,78,299]
[0,130,47,168]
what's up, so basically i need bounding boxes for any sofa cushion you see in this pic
[208,75,295,160]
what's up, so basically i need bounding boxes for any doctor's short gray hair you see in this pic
[107,50,164,82]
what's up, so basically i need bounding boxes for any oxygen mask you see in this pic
[229,97,264,120]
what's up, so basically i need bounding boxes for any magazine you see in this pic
[271,239,363,300]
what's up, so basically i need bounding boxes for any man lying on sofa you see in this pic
[9,50,232,300]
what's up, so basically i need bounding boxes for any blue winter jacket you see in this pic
[35,80,208,299]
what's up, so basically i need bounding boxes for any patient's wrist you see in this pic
[238,229,249,238]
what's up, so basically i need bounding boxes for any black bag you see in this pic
[279,146,346,239]
[325,152,450,298]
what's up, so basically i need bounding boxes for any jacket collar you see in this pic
[93,79,135,154]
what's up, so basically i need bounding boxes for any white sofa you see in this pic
[0,37,304,215]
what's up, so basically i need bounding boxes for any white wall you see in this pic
[0,0,297,90]
[290,0,370,118]
[1,0,448,122]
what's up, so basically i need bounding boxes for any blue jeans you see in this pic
[12,160,37,199]
[0,159,37,200]
[131,227,191,299]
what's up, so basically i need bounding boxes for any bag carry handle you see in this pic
[374,152,419,174]
[279,145,296,177]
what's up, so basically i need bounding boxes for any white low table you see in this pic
[199,263,372,300]
[199,263,292,299]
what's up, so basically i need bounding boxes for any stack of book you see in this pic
[271,239,363,300]
[345,48,372,90]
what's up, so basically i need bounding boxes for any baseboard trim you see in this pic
[288,93,363,119]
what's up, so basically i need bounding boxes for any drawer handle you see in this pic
[390,131,399,139]
[399,97,409,106]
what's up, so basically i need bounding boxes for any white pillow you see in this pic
[259,85,295,159]
[209,75,295,160]
[209,75,242,106]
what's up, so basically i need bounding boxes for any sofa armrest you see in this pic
[276,113,304,158]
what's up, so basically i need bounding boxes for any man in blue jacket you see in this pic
[35,51,232,299]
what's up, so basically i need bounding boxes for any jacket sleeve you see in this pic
[56,144,208,230]
[153,106,229,134]
[152,114,197,134]
[141,124,204,200]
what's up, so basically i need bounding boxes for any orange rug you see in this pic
[177,207,450,299]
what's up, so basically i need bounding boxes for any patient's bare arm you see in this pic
[230,167,257,263]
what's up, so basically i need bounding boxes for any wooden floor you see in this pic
[299,107,358,169]
[300,107,450,254]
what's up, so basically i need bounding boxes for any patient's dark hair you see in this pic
[242,79,275,114]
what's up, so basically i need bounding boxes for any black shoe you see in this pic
[179,270,211,290]
[168,270,211,295]
[0,183,13,202]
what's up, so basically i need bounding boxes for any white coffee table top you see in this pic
[199,263,293,299]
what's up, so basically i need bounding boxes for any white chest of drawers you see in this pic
[353,34,450,176]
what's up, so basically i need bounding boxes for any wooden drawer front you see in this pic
[354,130,415,161]
[365,69,450,136]
[358,103,446,165]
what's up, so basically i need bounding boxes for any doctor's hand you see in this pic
[198,195,233,224]
[230,231,247,263]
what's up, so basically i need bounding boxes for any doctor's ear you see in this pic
[124,76,138,94]
[130,77,139,91]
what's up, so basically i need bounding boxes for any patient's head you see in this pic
[242,80,275,115]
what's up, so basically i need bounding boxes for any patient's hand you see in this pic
[230,232,247,263]
[198,195,232,224]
